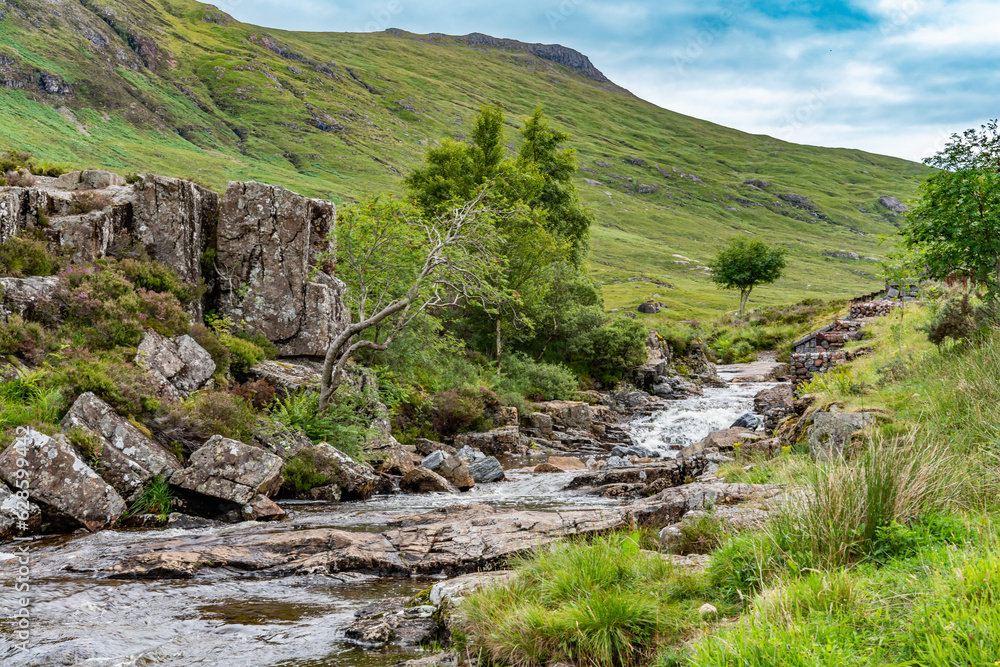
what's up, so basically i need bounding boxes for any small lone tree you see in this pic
[318,188,512,410]
[709,237,787,315]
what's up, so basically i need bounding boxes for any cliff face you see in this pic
[0,170,349,356]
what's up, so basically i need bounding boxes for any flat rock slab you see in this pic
[565,455,707,491]
[107,504,627,580]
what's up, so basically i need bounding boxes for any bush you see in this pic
[70,191,112,214]
[429,387,489,437]
[0,233,63,278]
[498,353,578,401]
[219,333,269,377]
[924,291,979,349]
[189,323,230,378]
[0,315,49,363]
[56,351,161,417]
[230,379,276,410]
[114,258,204,306]
[3,169,34,188]
[282,450,333,496]
[41,264,191,349]
[155,391,257,452]
[271,389,368,460]
[577,318,648,386]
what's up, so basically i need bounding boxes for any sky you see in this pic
[216,0,999,164]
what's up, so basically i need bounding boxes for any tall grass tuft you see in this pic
[777,430,980,568]
[460,532,718,667]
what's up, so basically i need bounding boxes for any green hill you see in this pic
[0,0,930,317]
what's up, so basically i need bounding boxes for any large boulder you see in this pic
[171,435,284,507]
[250,359,322,393]
[681,427,762,457]
[0,429,126,532]
[400,468,457,494]
[467,456,505,483]
[61,392,181,500]
[420,451,475,491]
[808,412,874,460]
[134,330,214,400]
[215,181,350,356]
[131,174,220,285]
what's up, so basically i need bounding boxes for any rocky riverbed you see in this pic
[0,364,784,666]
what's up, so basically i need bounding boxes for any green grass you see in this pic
[460,531,730,667]
[0,0,930,318]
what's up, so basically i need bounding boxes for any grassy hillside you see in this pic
[0,0,931,317]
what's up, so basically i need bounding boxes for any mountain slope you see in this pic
[0,0,931,316]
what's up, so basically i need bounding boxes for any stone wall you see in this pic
[0,171,348,357]
[790,349,860,390]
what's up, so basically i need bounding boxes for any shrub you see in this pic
[282,450,333,496]
[155,391,257,451]
[577,318,648,386]
[498,353,578,401]
[0,315,49,363]
[271,389,367,460]
[29,160,72,177]
[0,233,63,277]
[0,150,33,173]
[670,512,729,556]
[3,169,34,188]
[45,264,190,349]
[114,258,204,306]
[218,333,269,377]
[189,323,230,377]
[56,351,161,417]
[924,291,976,348]
[230,379,276,411]
[70,191,112,214]
[429,387,488,437]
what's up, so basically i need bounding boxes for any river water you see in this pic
[0,372,772,666]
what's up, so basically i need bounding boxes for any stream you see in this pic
[0,370,773,666]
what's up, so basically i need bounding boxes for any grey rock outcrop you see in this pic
[808,411,873,460]
[250,359,322,392]
[108,504,626,579]
[0,276,58,320]
[171,435,283,506]
[216,181,349,356]
[131,174,220,285]
[134,330,214,400]
[0,429,126,532]
[61,392,180,500]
